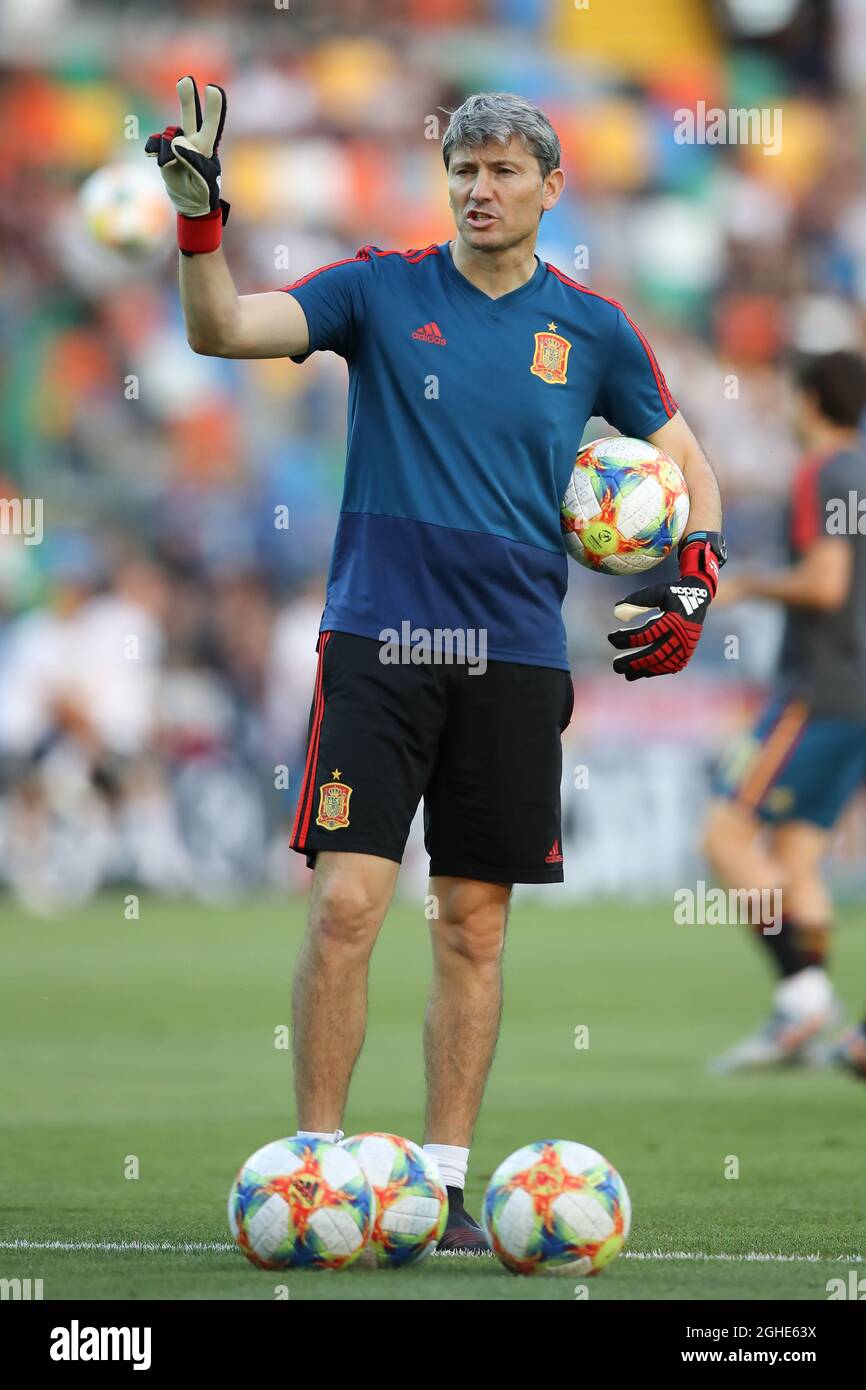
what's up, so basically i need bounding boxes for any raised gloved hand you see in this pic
[145,76,229,253]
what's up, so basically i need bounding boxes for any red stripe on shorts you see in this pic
[290,631,331,848]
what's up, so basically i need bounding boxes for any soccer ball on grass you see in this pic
[228,1136,373,1270]
[342,1131,448,1267]
[483,1139,631,1276]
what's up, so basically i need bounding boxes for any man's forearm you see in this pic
[736,566,831,608]
[680,440,723,534]
[179,246,243,355]
[647,414,722,535]
[150,76,309,361]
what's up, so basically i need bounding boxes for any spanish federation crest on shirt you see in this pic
[530,323,572,384]
[316,770,352,830]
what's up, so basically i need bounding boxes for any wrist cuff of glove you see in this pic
[177,201,229,256]
[679,539,719,598]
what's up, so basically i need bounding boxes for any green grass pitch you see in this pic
[1,892,865,1300]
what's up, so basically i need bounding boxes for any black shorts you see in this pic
[289,631,574,884]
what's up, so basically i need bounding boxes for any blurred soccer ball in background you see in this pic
[561,435,690,575]
[78,162,172,257]
[483,1138,631,1276]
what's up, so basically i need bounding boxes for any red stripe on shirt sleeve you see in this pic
[790,452,825,553]
[546,264,678,420]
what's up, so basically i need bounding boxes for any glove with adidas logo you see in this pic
[607,539,719,680]
[145,76,229,255]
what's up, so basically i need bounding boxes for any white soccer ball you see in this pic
[228,1136,374,1270]
[561,435,690,575]
[78,162,172,257]
[341,1132,448,1267]
[483,1138,631,1276]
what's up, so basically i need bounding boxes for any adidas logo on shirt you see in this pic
[411,321,447,345]
[671,585,708,616]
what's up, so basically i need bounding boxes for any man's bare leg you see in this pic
[703,800,836,1070]
[292,851,399,1132]
[772,819,832,936]
[422,875,511,1249]
[702,798,780,907]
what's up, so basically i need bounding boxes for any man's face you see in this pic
[447,135,562,252]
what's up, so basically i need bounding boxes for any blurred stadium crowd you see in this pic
[2,0,866,908]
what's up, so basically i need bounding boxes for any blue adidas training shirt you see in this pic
[283,241,678,670]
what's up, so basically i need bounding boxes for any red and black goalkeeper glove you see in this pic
[607,539,720,680]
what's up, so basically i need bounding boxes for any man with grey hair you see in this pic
[149,81,725,1252]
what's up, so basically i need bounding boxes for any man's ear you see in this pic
[541,167,564,213]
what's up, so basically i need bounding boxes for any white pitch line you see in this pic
[0,1239,862,1263]
[624,1250,864,1264]
[0,1239,236,1253]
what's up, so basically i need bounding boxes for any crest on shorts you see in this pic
[316,769,352,830]
[530,325,571,384]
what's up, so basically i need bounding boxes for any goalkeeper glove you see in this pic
[606,538,720,680]
[145,76,229,255]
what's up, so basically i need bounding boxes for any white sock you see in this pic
[423,1143,469,1190]
[296,1129,344,1143]
[774,966,832,1017]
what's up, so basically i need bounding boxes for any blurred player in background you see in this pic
[147,78,724,1248]
[705,351,866,1080]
